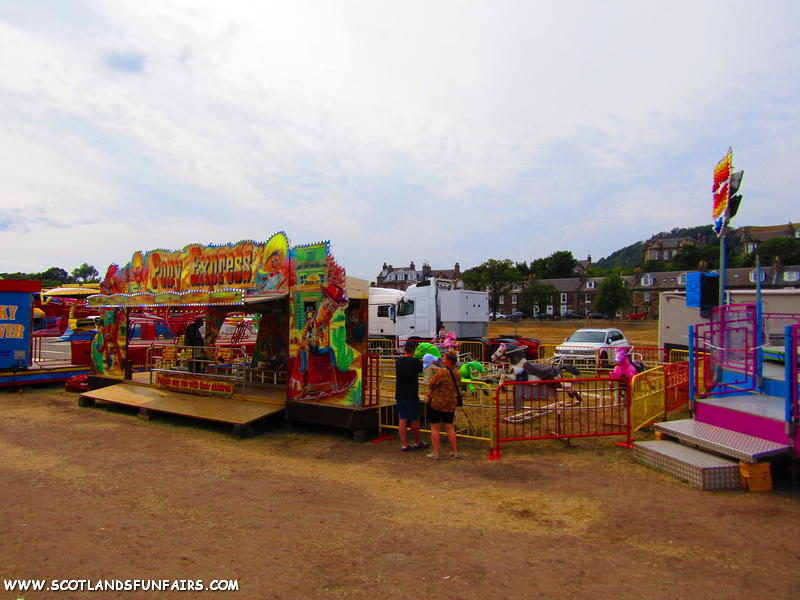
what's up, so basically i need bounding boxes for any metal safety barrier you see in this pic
[668,349,689,363]
[629,366,666,433]
[368,338,396,361]
[664,361,690,414]
[363,353,380,408]
[629,346,668,365]
[538,344,604,375]
[492,377,630,457]
[457,340,485,362]
[378,375,495,444]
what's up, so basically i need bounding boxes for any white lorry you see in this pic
[394,278,489,341]
[368,287,405,338]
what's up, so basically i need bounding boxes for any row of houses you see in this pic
[375,222,800,317]
[643,223,800,265]
[494,265,800,318]
[376,261,462,290]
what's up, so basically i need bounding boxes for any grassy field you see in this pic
[488,318,659,347]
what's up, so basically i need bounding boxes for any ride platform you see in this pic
[79,382,285,436]
[0,362,89,387]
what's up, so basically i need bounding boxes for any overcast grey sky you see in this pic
[1,1,798,281]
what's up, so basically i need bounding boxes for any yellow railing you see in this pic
[378,375,495,444]
[538,344,605,376]
[668,349,690,363]
[630,366,666,432]
[457,340,485,362]
[368,338,396,360]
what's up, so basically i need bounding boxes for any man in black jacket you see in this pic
[184,317,205,373]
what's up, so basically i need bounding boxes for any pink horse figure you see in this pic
[441,331,458,351]
[611,346,646,385]
[432,330,458,352]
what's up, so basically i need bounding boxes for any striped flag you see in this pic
[712,148,732,235]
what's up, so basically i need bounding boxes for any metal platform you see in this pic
[654,419,790,463]
[80,383,285,426]
[696,393,786,421]
[0,362,89,387]
[633,440,740,491]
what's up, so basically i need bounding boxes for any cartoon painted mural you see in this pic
[94,233,291,306]
[287,243,362,406]
[91,307,126,377]
[90,235,364,409]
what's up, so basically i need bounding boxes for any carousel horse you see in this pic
[413,342,441,360]
[459,360,487,393]
[491,343,582,413]
[610,346,647,385]
[490,343,581,384]
[440,331,458,351]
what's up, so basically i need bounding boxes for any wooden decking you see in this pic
[80,382,286,426]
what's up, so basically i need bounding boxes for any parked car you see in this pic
[535,312,555,320]
[562,311,583,319]
[510,311,525,320]
[587,312,609,320]
[554,328,630,369]
[491,312,510,320]
[626,311,647,320]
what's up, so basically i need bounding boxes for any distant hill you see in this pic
[594,224,736,271]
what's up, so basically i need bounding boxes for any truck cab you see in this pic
[396,279,488,341]
[368,287,404,338]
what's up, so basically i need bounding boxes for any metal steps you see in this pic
[633,440,740,490]
[633,419,790,491]
[654,419,789,463]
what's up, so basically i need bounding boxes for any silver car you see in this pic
[554,328,630,369]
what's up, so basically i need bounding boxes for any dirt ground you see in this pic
[1,385,799,600]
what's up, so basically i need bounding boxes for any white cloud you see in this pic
[0,0,799,281]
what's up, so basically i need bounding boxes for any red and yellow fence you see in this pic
[375,346,697,457]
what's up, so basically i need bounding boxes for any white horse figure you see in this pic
[491,342,583,421]
[490,343,581,384]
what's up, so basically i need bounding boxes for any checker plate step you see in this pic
[633,440,740,491]
[654,419,789,463]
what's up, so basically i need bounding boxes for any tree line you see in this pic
[1,263,100,288]
[462,235,800,319]
[462,254,630,319]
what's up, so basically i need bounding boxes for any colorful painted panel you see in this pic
[90,307,127,378]
[155,372,235,398]
[0,291,32,369]
[286,243,363,407]
[93,232,291,304]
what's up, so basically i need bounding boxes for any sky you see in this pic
[1,1,799,282]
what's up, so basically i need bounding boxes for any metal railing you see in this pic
[363,353,380,408]
[694,304,757,397]
[664,361,690,415]
[538,344,605,375]
[629,366,666,433]
[378,376,495,444]
[457,340,485,362]
[367,338,396,361]
[492,377,630,457]
[146,344,249,388]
